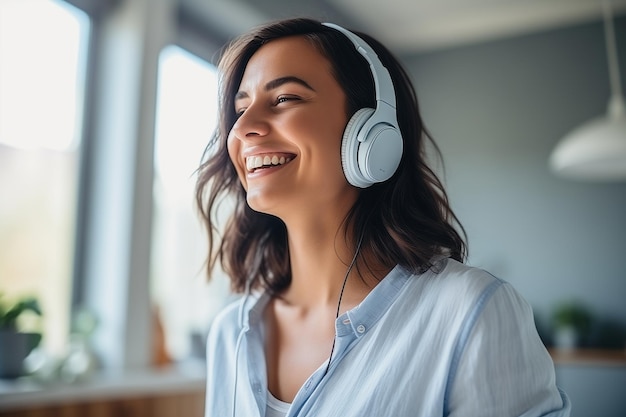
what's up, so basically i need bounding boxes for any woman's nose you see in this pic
[230,105,270,140]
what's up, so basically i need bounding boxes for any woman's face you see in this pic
[228,36,358,219]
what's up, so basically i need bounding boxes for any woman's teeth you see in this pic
[246,155,291,171]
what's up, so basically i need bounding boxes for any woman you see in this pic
[196,17,570,417]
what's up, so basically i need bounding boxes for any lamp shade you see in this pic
[549,1,626,182]
[549,111,626,181]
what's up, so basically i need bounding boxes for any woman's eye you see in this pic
[235,108,246,118]
[275,95,299,105]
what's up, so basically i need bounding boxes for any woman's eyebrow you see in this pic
[265,76,315,92]
[234,76,316,101]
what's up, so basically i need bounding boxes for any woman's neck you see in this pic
[278,218,386,312]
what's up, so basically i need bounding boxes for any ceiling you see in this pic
[181,0,626,55]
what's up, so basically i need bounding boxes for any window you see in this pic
[0,0,90,354]
[152,45,233,360]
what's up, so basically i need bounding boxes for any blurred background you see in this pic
[0,0,625,416]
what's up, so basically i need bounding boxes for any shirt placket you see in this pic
[286,314,359,417]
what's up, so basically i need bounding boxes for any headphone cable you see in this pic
[322,231,364,378]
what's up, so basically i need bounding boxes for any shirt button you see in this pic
[356,324,366,334]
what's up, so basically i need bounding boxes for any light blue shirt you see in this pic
[205,258,570,417]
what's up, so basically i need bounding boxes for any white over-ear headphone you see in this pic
[323,22,403,188]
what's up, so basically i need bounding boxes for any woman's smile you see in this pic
[245,153,295,173]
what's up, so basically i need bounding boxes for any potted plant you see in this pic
[551,301,592,351]
[0,294,42,378]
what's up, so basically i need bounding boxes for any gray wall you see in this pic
[405,16,626,329]
[404,16,626,416]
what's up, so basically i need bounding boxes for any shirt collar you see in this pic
[239,291,269,330]
[240,264,419,335]
[338,264,414,337]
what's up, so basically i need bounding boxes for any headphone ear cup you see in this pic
[357,121,403,184]
[341,108,375,188]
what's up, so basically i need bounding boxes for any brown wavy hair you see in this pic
[195,18,466,294]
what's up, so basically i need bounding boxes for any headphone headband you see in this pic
[322,23,397,115]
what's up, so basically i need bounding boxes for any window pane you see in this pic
[152,46,233,360]
[0,0,90,354]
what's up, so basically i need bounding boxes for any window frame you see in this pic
[64,0,225,370]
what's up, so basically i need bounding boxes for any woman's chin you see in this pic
[246,192,280,216]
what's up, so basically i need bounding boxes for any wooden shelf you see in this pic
[0,390,204,417]
[549,348,626,366]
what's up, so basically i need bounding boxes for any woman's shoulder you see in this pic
[207,294,253,340]
[206,299,241,348]
[394,258,515,327]
[420,258,504,299]
[207,291,268,343]
[211,297,243,329]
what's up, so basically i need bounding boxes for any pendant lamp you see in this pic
[549,0,626,181]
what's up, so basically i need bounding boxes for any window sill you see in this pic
[0,361,206,411]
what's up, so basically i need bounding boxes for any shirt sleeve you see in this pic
[446,281,571,417]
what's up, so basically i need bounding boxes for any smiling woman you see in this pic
[195,17,571,417]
